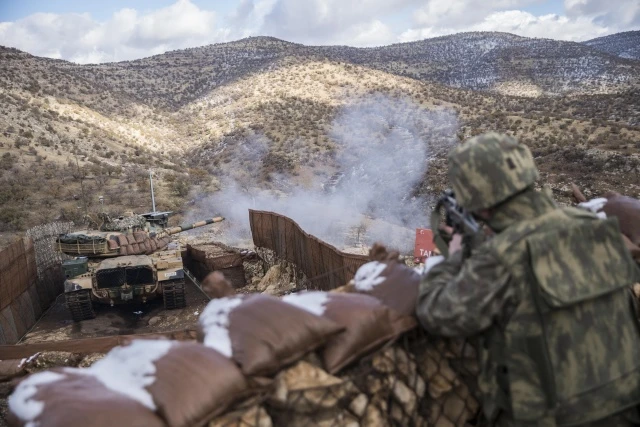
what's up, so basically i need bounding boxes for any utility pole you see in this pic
[149,169,156,212]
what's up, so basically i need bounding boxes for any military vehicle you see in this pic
[57,213,225,321]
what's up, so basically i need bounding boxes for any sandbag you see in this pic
[198,294,344,376]
[130,243,141,254]
[143,341,251,427]
[133,231,146,243]
[149,238,158,252]
[7,369,164,427]
[352,261,421,317]
[117,235,129,246]
[282,291,416,374]
[602,192,640,245]
[139,241,150,255]
[0,359,26,381]
[119,245,129,256]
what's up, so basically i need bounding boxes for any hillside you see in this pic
[1,32,640,239]
[19,32,640,112]
[584,31,640,60]
[318,32,640,96]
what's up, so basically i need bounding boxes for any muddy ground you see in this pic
[19,276,209,344]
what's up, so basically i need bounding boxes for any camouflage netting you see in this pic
[98,213,147,232]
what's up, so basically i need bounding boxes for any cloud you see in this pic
[258,0,414,46]
[401,1,623,43]
[0,0,227,63]
[413,0,538,28]
[565,0,639,29]
[473,10,609,41]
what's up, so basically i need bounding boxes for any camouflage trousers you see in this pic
[493,406,640,427]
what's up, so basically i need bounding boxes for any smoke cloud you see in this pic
[185,94,458,252]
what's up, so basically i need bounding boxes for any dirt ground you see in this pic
[19,276,209,344]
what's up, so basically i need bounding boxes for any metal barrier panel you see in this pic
[249,210,369,290]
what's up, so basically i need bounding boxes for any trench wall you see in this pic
[0,223,73,345]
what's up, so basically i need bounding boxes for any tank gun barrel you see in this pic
[163,217,225,235]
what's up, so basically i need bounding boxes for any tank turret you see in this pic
[55,216,225,258]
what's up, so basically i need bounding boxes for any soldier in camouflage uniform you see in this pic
[416,133,640,426]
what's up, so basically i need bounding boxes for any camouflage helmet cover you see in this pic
[448,132,539,212]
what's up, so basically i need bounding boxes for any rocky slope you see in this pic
[1,32,640,235]
[584,31,640,61]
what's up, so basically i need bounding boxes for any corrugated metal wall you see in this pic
[0,238,63,345]
[249,209,369,290]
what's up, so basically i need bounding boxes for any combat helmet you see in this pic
[448,132,539,212]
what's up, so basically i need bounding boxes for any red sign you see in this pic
[414,228,436,263]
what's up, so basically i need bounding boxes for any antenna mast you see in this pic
[149,169,156,212]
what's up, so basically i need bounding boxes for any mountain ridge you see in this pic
[1,30,640,234]
[584,30,640,60]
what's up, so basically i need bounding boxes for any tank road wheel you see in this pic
[163,280,186,310]
[66,290,96,322]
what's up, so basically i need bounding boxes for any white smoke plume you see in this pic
[185,94,458,252]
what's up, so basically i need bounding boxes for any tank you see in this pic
[57,213,225,322]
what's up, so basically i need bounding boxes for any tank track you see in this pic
[66,290,96,322]
[163,280,186,309]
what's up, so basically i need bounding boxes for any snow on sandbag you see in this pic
[198,294,344,376]
[352,261,423,317]
[7,369,164,427]
[86,339,251,427]
[282,291,416,374]
[8,340,253,427]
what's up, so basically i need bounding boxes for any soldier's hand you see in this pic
[448,234,463,255]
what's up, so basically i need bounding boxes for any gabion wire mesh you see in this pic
[25,221,74,279]
[210,328,483,427]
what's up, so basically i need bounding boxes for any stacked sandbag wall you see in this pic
[2,259,482,427]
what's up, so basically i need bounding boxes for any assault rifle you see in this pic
[431,190,480,258]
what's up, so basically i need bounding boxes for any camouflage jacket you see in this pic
[417,188,640,426]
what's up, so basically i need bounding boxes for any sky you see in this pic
[0,0,638,64]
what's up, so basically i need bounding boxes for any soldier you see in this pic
[416,133,640,426]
